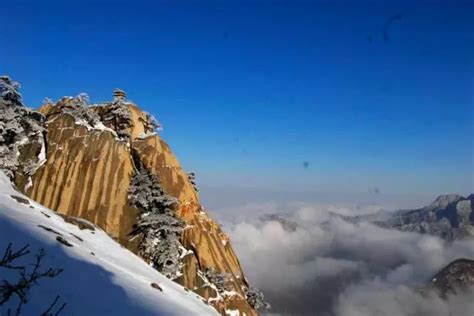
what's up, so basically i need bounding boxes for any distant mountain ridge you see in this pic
[255,194,474,241]
[381,194,474,240]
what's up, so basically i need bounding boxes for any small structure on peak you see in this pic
[113,89,126,101]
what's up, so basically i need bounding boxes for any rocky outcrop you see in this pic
[24,105,138,248]
[428,258,474,297]
[5,87,257,315]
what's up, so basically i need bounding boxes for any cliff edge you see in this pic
[1,77,261,315]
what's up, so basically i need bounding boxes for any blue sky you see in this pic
[1,1,473,208]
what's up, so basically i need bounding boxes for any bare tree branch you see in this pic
[0,244,65,315]
[0,243,30,270]
[40,295,67,316]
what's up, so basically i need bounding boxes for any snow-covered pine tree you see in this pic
[42,98,53,106]
[143,113,163,132]
[60,94,102,128]
[0,76,45,179]
[128,166,185,279]
[100,95,133,141]
[245,286,271,311]
[0,76,22,107]
[76,92,90,106]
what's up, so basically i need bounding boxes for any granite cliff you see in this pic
[0,77,260,315]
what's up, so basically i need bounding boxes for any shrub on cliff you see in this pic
[187,172,199,192]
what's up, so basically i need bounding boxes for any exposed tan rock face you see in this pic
[15,98,256,316]
[25,104,138,248]
[133,136,256,315]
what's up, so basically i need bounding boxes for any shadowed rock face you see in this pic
[14,97,257,315]
[428,259,474,297]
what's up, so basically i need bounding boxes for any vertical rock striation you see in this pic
[9,91,257,315]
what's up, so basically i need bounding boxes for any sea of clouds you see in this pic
[214,202,474,316]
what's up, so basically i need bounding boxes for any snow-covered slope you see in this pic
[0,172,218,315]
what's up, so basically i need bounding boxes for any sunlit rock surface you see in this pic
[13,95,257,315]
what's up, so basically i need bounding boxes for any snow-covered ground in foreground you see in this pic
[0,172,218,315]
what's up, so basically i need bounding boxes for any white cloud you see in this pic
[219,202,474,315]
[336,280,474,316]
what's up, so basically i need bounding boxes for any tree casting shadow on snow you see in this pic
[0,243,66,316]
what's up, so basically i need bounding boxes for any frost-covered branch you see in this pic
[0,76,22,107]
[64,104,101,128]
[100,102,132,141]
[0,76,46,180]
[245,286,271,311]
[42,98,53,106]
[142,113,163,132]
[76,93,90,106]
